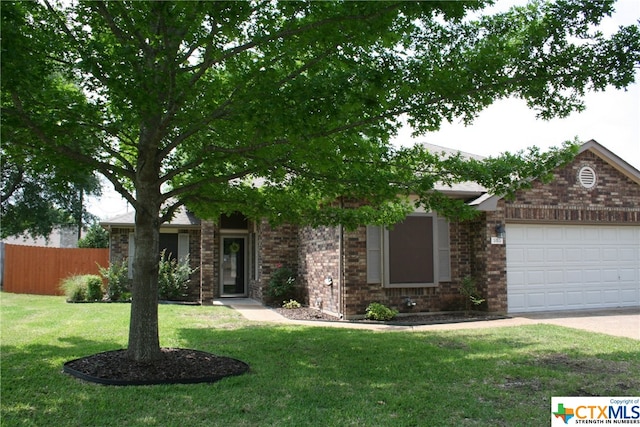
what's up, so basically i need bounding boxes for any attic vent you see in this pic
[578,166,597,189]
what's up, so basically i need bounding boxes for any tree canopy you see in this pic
[3,0,638,362]
[1,144,101,240]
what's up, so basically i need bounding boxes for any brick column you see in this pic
[200,220,216,302]
[484,209,507,313]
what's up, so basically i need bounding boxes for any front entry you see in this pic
[220,236,247,297]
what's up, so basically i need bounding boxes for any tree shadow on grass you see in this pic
[173,324,640,422]
[2,335,125,385]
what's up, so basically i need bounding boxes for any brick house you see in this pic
[101,140,640,317]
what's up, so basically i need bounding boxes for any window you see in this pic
[128,231,190,278]
[366,214,450,287]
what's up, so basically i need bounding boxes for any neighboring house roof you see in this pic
[421,142,487,197]
[472,139,640,211]
[100,205,201,229]
[421,142,486,162]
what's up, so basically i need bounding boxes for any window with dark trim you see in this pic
[388,216,434,284]
[366,213,450,287]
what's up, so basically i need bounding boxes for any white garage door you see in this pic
[506,224,640,313]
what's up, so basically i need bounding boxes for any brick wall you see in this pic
[340,225,444,317]
[200,221,216,302]
[250,220,299,302]
[109,227,133,263]
[505,150,640,223]
[298,225,341,315]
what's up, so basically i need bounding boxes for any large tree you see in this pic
[2,0,638,362]
[1,145,102,240]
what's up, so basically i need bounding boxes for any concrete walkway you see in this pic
[214,299,640,340]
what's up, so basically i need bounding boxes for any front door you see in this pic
[220,236,247,297]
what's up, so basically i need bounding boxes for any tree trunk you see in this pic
[126,202,162,362]
[126,125,163,362]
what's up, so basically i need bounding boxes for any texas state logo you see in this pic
[552,397,640,426]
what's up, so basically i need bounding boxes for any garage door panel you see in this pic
[526,248,544,262]
[527,271,545,285]
[507,270,525,286]
[583,248,600,261]
[620,288,639,304]
[602,248,618,261]
[602,270,620,281]
[620,232,639,242]
[582,270,601,282]
[620,248,637,261]
[566,292,584,307]
[546,228,563,240]
[603,290,620,303]
[507,247,525,263]
[565,228,583,240]
[584,291,603,304]
[547,292,566,308]
[526,228,545,241]
[547,270,564,283]
[620,269,637,281]
[509,294,526,311]
[507,224,640,313]
[526,293,546,309]
[566,270,583,284]
[565,248,582,262]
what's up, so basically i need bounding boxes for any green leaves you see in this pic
[3,0,638,227]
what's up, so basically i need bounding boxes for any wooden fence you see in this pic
[2,244,109,296]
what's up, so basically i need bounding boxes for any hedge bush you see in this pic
[60,275,104,302]
[98,259,130,301]
[365,302,398,321]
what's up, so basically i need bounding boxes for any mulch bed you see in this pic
[274,307,507,325]
[63,348,249,386]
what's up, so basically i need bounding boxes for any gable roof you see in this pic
[421,143,487,197]
[471,139,640,211]
[100,205,201,229]
[579,139,640,185]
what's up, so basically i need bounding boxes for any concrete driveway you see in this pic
[516,307,640,340]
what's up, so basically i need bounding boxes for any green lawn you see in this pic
[2,293,639,427]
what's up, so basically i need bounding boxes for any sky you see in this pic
[87,0,640,220]
[392,0,640,168]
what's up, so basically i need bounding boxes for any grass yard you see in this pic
[2,293,639,427]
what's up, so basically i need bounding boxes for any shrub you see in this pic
[365,302,398,321]
[60,274,103,302]
[265,265,296,300]
[282,299,301,309]
[60,275,87,302]
[85,275,104,301]
[98,259,130,301]
[459,276,486,312]
[158,250,198,301]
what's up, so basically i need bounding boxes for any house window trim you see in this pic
[385,213,437,288]
[127,230,190,279]
[367,212,450,288]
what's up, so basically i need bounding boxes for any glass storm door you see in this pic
[221,236,246,296]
